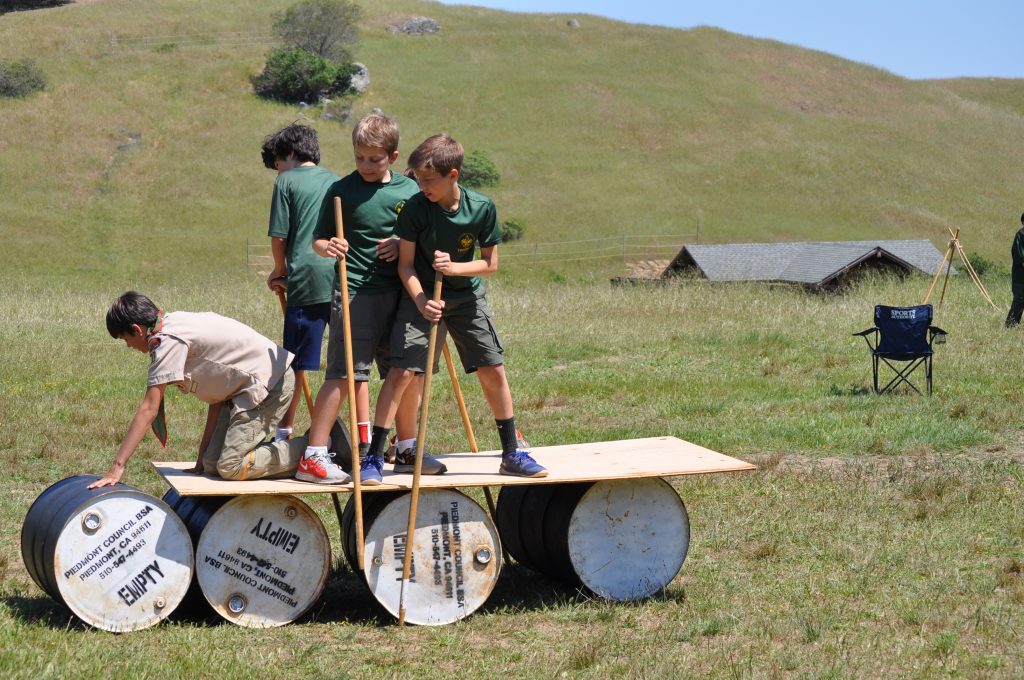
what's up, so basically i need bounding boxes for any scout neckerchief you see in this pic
[146,310,168,448]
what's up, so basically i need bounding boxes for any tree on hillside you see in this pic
[0,0,71,13]
[273,0,362,63]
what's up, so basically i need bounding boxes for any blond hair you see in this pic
[407,134,463,176]
[351,112,400,154]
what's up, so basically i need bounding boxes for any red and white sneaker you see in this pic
[296,449,350,484]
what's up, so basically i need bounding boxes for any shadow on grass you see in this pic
[5,559,684,629]
[1,593,89,630]
[829,383,872,397]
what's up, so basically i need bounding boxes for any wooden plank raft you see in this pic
[153,436,755,497]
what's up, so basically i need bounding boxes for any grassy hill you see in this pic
[1,0,1023,288]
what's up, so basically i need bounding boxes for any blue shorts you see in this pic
[283,302,330,371]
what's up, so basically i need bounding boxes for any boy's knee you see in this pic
[388,368,416,385]
[216,452,254,480]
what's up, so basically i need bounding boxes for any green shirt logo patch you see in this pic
[457,233,475,254]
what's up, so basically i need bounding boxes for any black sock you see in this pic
[367,426,390,458]
[496,417,518,455]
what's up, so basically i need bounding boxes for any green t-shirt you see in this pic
[267,165,340,307]
[314,170,419,293]
[394,186,502,300]
[1012,228,1024,285]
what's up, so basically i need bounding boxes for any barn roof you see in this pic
[664,240,951,287]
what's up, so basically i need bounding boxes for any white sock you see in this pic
[304,445,327,460]
[397,438,416,451]
[274,427,293,442]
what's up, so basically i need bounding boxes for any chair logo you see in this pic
[891,309,916,319]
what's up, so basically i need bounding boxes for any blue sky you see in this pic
[438,1,1023,80]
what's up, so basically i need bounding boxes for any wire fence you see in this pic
[245,232,698,274]
[109,31,276,54]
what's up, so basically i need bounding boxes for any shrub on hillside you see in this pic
[501,218,526,242]
[967,252,1002,277]
[460,150,501,189]
[273,0,362,63]
[0,59,46,98]
[252,48,356,103]
[0,0,71,13]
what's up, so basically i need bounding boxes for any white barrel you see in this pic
[21,476,194,632]
[343,489,501,625]
[496,478,690,601]
[194,495,330,628]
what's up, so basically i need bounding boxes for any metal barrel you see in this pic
[495,478,690,601]
[193,494,331,628]
[161,489,231,616]
[20,475,194,632]
[342,489,502,626]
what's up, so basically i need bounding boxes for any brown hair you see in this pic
[407,134,463,176]
[352,112,400,154]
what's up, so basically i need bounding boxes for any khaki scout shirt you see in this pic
[147,311,293,413]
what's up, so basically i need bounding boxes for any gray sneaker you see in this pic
[393,443,447,475]
[296,449,351,484]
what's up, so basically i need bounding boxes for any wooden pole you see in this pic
[275,289,315,415]
[442,342,477,452]
[334,197,365,571]
[923,242,953,305]
[398,275,443,626]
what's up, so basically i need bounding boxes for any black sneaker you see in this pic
[393,443,447,475]
[384,435,398,464]
[499,451,548,478]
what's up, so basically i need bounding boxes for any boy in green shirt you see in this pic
[262,124,339,441]
[297,113,444,484]
[364,133,547,478]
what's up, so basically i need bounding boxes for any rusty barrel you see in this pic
[20,475,194,632]
[496,478,690,600]
[192,494,330,628]
[342,489,502,625]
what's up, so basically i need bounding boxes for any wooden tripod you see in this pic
[923,227,998,310]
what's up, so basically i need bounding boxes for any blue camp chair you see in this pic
[853,304,947,395]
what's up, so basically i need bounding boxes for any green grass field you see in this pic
[3,274,1024,677]
[2,0,1024,677]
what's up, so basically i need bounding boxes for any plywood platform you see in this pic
[153,436,755,497]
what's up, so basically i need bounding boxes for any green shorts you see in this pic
[391,292,503,374]
[325,289,400,381]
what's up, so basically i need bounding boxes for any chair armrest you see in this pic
[852,328,877,337]
[929,326,948,345]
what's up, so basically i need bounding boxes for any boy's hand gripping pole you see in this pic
[398,275,444,626]
[335,197,365,571]
[275,290,315,415]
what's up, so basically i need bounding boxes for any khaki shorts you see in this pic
[391,293,503,374]
[325,289,400,381]
[206,368,305,480]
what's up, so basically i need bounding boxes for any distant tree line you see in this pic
[0,0,72,14]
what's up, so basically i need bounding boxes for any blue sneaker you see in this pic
[499,451,548,478]
[358,455,384,486]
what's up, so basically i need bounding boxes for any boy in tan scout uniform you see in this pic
[363,133,547,478]
[89,291,311,489]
